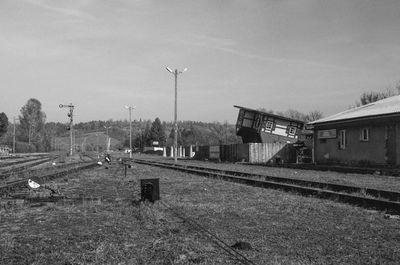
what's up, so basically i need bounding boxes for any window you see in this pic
[265,121,274,130]
[261,121,274,132]
[287,126,297,136]
[360,128,369,141]
[253,114,261,129]
[241,111,255,128]
[339,130,346,149]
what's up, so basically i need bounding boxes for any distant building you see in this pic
[234,105,305,144]
[307,95,400,166]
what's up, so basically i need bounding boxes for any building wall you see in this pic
[314,123,389,166]
[195,143,296,163]
[260,131,298,144]
[396,123,400,165]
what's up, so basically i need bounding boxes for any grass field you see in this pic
[1,161,399,264]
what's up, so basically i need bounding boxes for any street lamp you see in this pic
[125,105,135,159]
[166,67,187,164]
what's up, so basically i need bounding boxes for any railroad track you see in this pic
[0,155,49,169]
[0,155,24,160]
[0,161,99,196]
[0,159,98,182]
[0,157,54,178]
[133,158,400,215]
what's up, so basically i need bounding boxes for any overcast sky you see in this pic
[1,0,400,124]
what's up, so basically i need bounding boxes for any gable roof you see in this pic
[308,95,400,126]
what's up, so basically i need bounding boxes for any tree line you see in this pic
[1,85,399,153]
[0,98,242,152]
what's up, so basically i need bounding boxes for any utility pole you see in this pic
[104,125,112,152]
[96,132,99,155]
[13,117,19,154]
[225,120,228,144]
[59,103,74,156]
[125,105,135,159]
[166,67,187,164]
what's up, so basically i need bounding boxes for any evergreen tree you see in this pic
[143,122,152,146]
[149,117,166,146]
[0,112,9,138]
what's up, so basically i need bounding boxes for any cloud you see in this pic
[25,0,93,20]
[174,33,354,72]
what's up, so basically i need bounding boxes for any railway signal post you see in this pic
[59,103,74,156]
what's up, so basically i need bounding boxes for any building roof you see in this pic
[308,95,400,126]
[233,105,305,124]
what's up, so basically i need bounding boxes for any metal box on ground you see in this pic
[140,178,160,202]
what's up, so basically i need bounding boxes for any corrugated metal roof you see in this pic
[308,95,400,125]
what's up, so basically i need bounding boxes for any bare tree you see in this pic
[305,110,324,122]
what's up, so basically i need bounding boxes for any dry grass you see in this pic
[1,160,399,264]
[158,166,400,264]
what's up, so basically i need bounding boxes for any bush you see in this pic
[15,141,36,153]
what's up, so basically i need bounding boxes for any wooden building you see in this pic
[234,105,305,144]
[307,95,400,166]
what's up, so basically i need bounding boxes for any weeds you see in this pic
[1,162,399,264]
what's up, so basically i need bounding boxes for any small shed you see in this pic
[307,95,400,166]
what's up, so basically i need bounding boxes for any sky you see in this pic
[1,0,400,124]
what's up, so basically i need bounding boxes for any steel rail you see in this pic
[0,156,49,169]
[134,159,400,215]
[0,162,99,196]
[0,155,25,160]
[0,157,53,177]
[134,159,400,202]
[0,160,98,182]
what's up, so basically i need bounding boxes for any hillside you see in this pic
[54,132,122,153]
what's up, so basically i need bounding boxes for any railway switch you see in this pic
[140,178,160,203]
